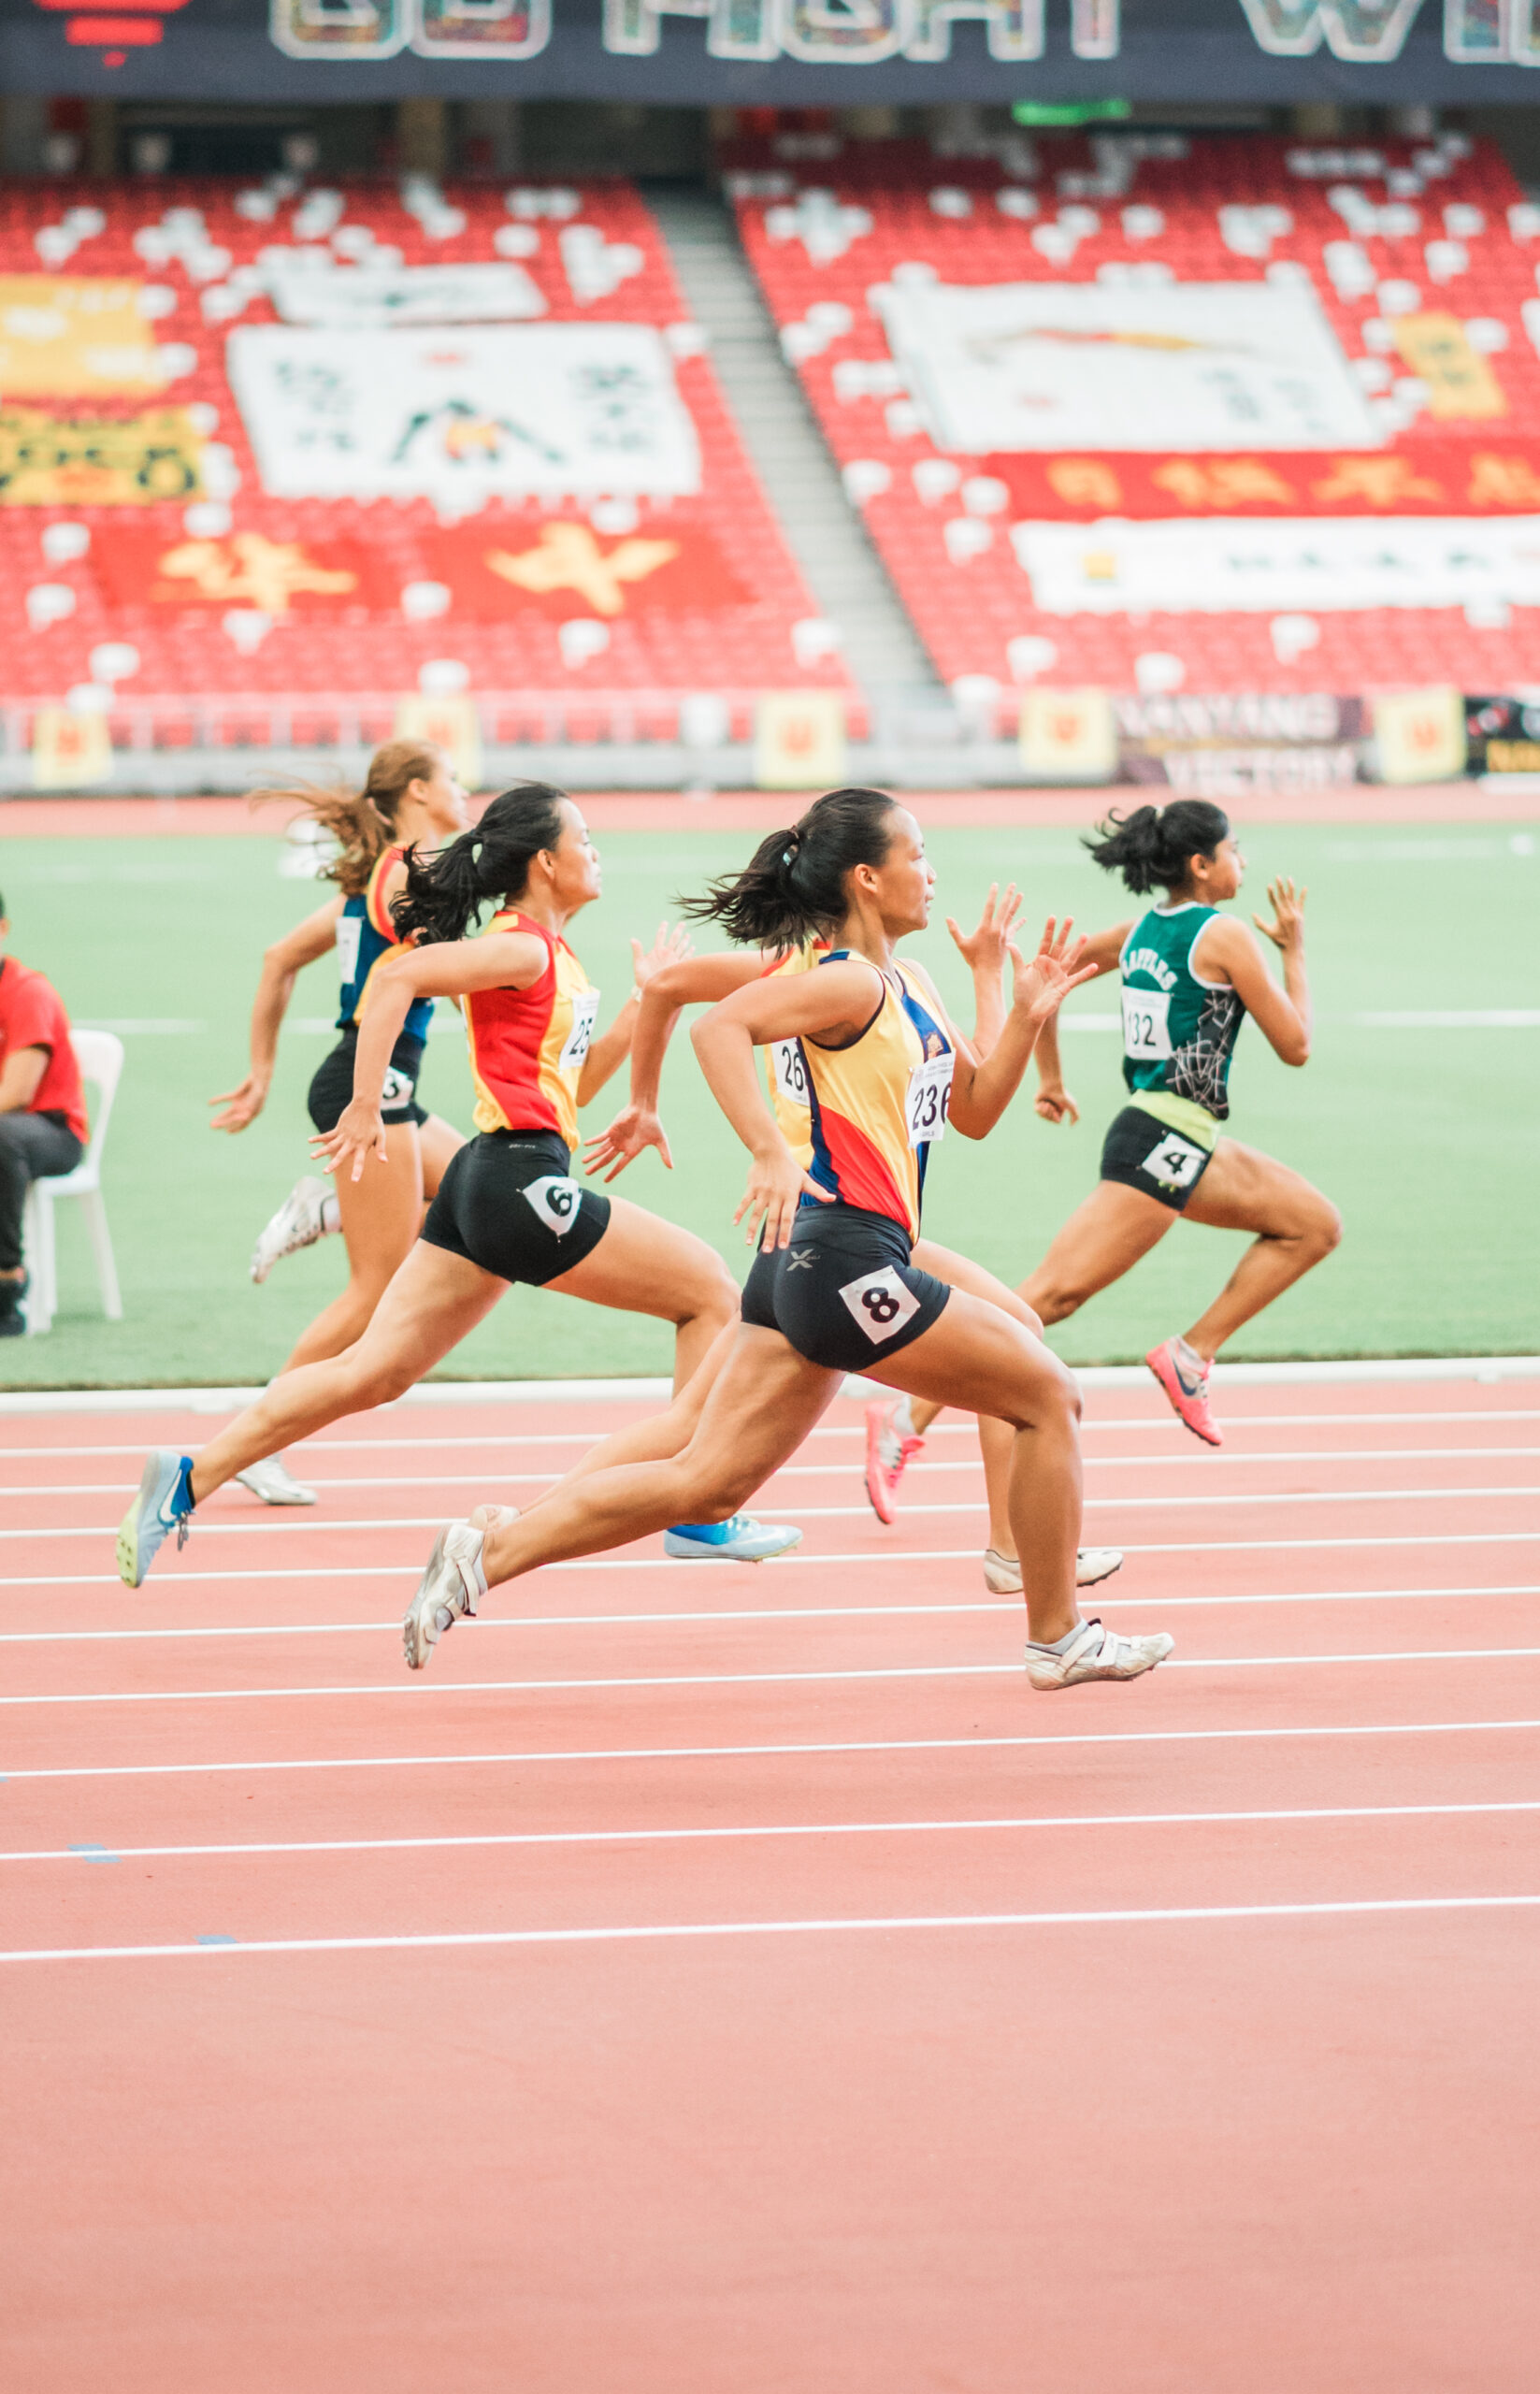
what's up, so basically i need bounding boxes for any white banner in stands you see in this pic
[227,323,700,504]
[871,279,1381,454]
[1012,514,1540,613]
[265,259,546,327]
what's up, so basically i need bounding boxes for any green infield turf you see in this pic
[0,815,1534,1387]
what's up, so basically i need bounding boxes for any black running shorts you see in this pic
[308,1028,427,1132]
[421,1129,612,1287]
[1100,1103,1216,1214]
[741,1204,950,1375]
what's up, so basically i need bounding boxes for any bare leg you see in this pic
[418,1114,464,1204]
[1180,1140,1342,1359]
[1021,1177,1177,1327]
[907,1239,1043,1550]
[280,1127,429,1375]
[193,1244,502,1502]
[541,1196,738,1396]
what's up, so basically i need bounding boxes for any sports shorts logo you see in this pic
[523,1173,583,1237]
[1141,1132,1207,1190]
[380,1064,414,1110]
[836,1263,922,1345]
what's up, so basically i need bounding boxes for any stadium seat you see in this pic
[22,1028,124,1336]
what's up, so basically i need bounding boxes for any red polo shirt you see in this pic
[0,959,87,1142]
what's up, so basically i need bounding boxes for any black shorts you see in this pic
[741,1204,950,1375]
[1101,1103,1216,1214]
[308,1029,426,1133]
[421,1129,612,1287]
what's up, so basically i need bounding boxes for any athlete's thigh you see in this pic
[872,1285,1076,1427]
[912,1236,1042,1333]
[679,1321,842,1489]
[1184,1138,1331,1236]
[417,1113,466,1201]
[1029,1175,1175,1295]
[335,1126,425,1286]
[348,1237,505,1382]
[543,1192,730,1320]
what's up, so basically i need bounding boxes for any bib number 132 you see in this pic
[1121,986,1173,1061]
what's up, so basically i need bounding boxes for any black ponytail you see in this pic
[681,786,901,948]
[1086,800,1231,896]
[391,783,569,945]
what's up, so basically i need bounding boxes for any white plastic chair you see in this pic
[22,1028,124,1335]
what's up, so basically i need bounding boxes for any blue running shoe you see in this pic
[117,1449,194,1588]
[662,1514,802,1563]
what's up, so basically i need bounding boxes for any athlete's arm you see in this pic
[944,883,1022,1059]
[574,922,692,1109]
[583,950,764,1182]
[911,921,1098,1140]
[209,893,343,1134]
[1194,887,1311,1066]
[0,1048,48,1113]
[1031,918,1132,1128]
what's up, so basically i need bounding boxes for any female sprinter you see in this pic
[206,740,470,1505]
[388,786,1173,1693]
[868,798,1339,1483]
[118,786,794,1587]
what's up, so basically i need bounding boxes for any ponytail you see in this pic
[391,783,569,946]
[250,738,444,900]
[681,786,901,948]
[1086,800,1231,896]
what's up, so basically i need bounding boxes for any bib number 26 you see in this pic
[837,1264,922,1346]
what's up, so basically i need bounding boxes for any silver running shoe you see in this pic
[984,1547,1124,1595]
[235,1454,318,1507]
[402,1522,488,1671]
[1025,1617,1174,1693]
[250,1175,336,1285]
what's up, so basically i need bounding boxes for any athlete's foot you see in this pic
[663,1515,803,1562]
[984,1546,1124,1595]
[234,1453,318,1506]
[250,1175,339,1285]
[1025,1617,1174,1692]
[864,1397,925,1524]
[117,1449,194,1587]
[0,1266,28,1338]
[402,1521,488,1670]
[1146,1334,1223,1448]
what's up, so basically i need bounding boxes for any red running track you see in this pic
[3,1374,1539,2390]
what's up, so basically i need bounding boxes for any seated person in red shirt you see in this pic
[0,889,88,1334]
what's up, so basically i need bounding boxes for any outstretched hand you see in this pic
[208,1074,266,1133]
[310,1097,387,1185]
[1009,917,1099,1022]
[583,1102,672,1182]
[630,919,693,990]
[945,881,1022,978]
[1253,876,1307,952]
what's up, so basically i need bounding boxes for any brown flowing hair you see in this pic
[252,741,444,899]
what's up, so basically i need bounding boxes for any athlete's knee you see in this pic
[1290,1192,1342,1260]
[341,1343,417,1409]
[676,1454,759,1522]
[1025,1269,1087,1323]
[678,1251,738,1327]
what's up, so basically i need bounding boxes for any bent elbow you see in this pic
[1288,1039,1311,1068]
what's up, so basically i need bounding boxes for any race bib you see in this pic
[380,1064,413,1109]
[770,1036,810,1111]
[1141,1131,1207,1190]
[1121,986,1173,1062]
[336,915,362,992]
[557,989,599,1073]
[837,1263,922,1346]
[904,1050,955,1148]
[523,1173,584,1237]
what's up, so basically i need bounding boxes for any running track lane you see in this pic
[3,1374,1539,2391]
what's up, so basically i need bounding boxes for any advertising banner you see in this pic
[1114,692,1367,791]
[0,406,204,505]
[31,705,111,791]
[92,526,396,612]
[393,692,482,788]
[755,690,848,790]
[419,519,748,617]
[1018,685,1117,779]
[0,276,166,398]
[1372,685,1468,781]
[266,258,547,328]
[985,446,1540,522]
[1465,695,1540,774]
[1011,514,1540,613]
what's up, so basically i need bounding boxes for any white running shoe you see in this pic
[234,1454,318,1507]
[250,1175,337,1285]
[402,1522,488,1671]
[662,1514,802,1561]
[984,1547,1125,1594]
[1025,1617,1174,1693]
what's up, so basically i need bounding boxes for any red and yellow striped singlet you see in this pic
[466,909,599,1149]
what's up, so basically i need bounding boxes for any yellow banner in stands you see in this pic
[1018,688,1118,782]
[1390,314,1507,421]
[0,276,164,397]
[32,706,112,792]
[394,694,483,792]
[755,692,847,791]
[0,407,205,506]
[1373,688,1468,784]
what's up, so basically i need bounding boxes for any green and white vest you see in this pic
[1118,902,1245,1153]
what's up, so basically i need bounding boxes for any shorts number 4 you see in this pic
[1141,1132,1206,1190]
[837,1264,921,1345]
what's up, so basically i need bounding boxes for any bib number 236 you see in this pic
[905,1051,954,1148]
[837,1264,922,1346]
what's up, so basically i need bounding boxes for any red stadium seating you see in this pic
[728,131,1540,714]
[1,174,854,754]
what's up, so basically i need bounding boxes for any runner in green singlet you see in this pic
[868,800,1338,1488]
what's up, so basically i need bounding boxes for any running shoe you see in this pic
[250,1175,337,1285]
[117,1449,194,1588]
[984,1547,1125,1594]
[1025,1617,1174,1693]
[402,1521,488,1671]
[662,1515,803,1562]
[234,1454,318,1507]
[1146,1335,1223,1448]
[864,1398,925,1524]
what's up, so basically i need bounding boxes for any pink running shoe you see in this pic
[1145,1337,1223,1448]
[864,1399,925,1523]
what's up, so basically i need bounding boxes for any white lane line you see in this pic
[12,1486,1538,1539]
[9,1797,1540,1868]
[3,1582,1532,1647]
[10,1713,1540,1783]
[7,1892,1540,1966]
[7,1647,1540,1708]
